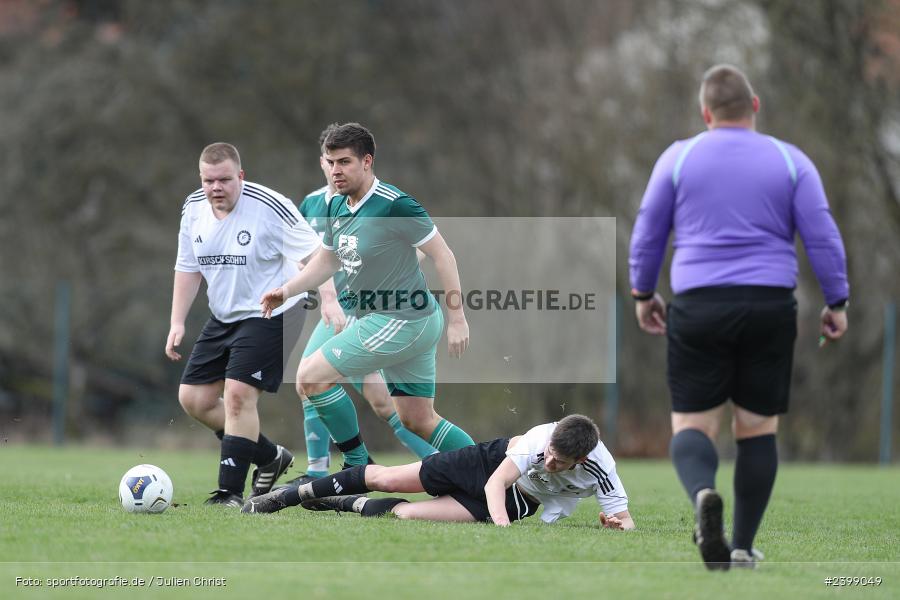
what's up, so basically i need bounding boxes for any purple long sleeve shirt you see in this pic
[629,127,849,305]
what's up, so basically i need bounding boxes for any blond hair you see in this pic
[199,142,241,168]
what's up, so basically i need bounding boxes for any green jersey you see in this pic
[322,178,437,319]
[298,185,349,292]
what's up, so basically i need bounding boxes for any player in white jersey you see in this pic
[502,421,629,524]
[243,414,635,531]
[165,143,319,507]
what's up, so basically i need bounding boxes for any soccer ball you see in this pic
[118,464,173,514]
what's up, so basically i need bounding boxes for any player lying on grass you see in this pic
[242,414,634,529]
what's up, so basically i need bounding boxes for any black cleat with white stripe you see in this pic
[250,445,294,498]
[242,486,294,514]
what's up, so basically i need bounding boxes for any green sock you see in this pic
[302,400,330,477]
[427,418,475,451]
[387,412,438,458]
[307,386,370,466]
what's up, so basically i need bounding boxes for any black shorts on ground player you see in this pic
[181,301,307,393]
[418,438,541,523]
[666,285,797,416]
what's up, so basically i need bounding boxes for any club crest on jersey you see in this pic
[336,234,362,275]
[237,230,252,246]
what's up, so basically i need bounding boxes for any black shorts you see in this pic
[419,438,541,523]
[181,301,307,393]
[667,286,797,416]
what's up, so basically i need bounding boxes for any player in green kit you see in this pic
[262,123,474,453]
[292,126,439,479]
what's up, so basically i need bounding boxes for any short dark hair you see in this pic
[199,142,241,168]
[699,64,755,121]
[323,122,376,159]
[318,123,339,149]
[550,414,599,460]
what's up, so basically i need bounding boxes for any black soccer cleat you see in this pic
[204,489,243,508]
[241,486,296,514]
[274,472,319,490]
[300,494,365,513]
[250,445,294,498]
[694,488,731,571]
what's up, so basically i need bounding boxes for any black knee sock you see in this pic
[298,465,371,501]
[360,497,408,517]
[732,434,777,551]
[670,428,719,503]
[218,434,256,495]
[253,433,278,466]
[217,429,276,466]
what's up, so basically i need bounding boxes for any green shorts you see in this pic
[319,309,444,398]
[302,313,366,394]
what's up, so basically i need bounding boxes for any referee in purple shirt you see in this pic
[629,65,849,570]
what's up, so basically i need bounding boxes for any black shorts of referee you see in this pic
[181,300,307,393]
[418,438,540,523]
[666,285,797,416]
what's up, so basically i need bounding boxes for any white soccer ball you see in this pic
[118,464,173,514]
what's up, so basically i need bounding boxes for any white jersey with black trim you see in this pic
[506,422,629,523]
[175,181,319,323]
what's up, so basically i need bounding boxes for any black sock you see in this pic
[732,434,778,551]
[360,497,408,517]
[282,486,302,507]
[217,429,274,467]
[218,434,256,495]
[670,428,719,503]
[301,465,370,500]
[253,433,278,466]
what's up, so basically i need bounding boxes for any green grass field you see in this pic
[1,445,898,599]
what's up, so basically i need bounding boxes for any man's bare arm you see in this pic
[165,271,202,361]
[484,457,522,527]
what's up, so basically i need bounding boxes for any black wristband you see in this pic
[631,289,654,301]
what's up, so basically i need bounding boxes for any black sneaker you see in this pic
[250,445,294,497]
[241,487,293,514]
[300,494,365,513]
[274,472,318,490]
[694,488,731,571]
[204,489,243,508]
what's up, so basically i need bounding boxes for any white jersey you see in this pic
[175,181,319,323]
[507,423,629,523]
